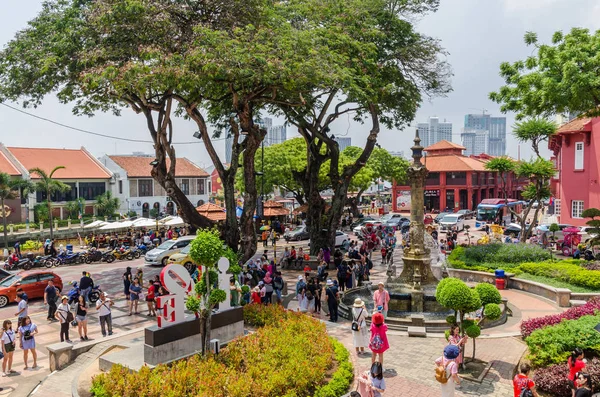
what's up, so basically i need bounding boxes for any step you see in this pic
[570,300,588,307]
[99,344,145,372]
[407,326,427,337]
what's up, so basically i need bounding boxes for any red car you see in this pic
[0,270,63,307]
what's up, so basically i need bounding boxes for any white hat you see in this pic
[298,275,304,281]
[326,279,333,286]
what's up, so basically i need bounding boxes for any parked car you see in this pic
[434,212,451,224]
[385,217,409,229]
[284,225,310,241]
[504,223,533,237]
[400,221,411,234]
[335,231,349,247]
[0,270,63,308]
[145,236,195,266]
[167,245,198,275]
[457,209,474,220]
[439,214,465,231]
[350,216,376,229]
[0,268,13,282]
[352,220,382,235]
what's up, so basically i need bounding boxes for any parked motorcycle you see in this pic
[4,257,32,271]
[67,281,103,305]
[101,250,116,263]
[32,255,53,268]
[112,247,134,261]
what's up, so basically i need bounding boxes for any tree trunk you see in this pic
[201,268,212,356]
[221,178,241,254]
[48,199,54,239]
[471,337,476,361]
[348,197,361,219]
[2,197,7,249]
[303,153,328,255]
[239,132,260,262]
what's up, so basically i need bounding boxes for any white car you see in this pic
[335,231,349,247]
[439,214,465,231]
[144,236,195,266]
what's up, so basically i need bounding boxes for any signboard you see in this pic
[424,189,440,197]
[396,191,411,211]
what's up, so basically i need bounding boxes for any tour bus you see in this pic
[476,199,524,225]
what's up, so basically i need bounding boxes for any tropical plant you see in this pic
[64,197,85,219]
[520,297,600,338]
[34,202,49,223]
[0,172,36,248]
[29,166,70,239]
[582,208,600,247]
[95,191,120,218]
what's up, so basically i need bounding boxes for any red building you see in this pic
[549,117,600,226]
[392,140,521,213]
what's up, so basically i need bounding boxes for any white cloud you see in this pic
[501,0,561,12]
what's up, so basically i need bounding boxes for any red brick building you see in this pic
[392,140,521,213]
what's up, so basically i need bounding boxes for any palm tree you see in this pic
[30,166,71,239]
[95,191,120,218]
[0,172,35,249]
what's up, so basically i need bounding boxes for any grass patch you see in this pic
[515,273,597,293]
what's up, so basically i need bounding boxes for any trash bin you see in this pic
[66,244,73,252]
[494,269,505,278]
[495,278,506,290]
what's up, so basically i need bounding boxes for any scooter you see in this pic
[3,257,32,271]
[67,281,103,305]
[112,247,134,261]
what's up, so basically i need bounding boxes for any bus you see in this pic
[476,199,524,225]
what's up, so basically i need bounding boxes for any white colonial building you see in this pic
[99,155,209,217]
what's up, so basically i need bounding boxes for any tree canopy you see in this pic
[489,28,600,118]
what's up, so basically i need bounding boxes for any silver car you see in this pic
[144,236,195,266]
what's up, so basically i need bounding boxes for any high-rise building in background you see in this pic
[389,151,405,158]
[334,137,352,151]
[417,117,453,148]
[225,117,287,162]
[463,114,506,156]
[460,129,489,156]
[265,124,287,146]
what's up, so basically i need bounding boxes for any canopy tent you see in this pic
[196,202,226,221]
[84,220,107,229]
[99,220,134,231]
[164,216,185,226]
[262,200,289,217]
[133,218,163,228]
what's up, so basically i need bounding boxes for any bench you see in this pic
[47,342,73,371]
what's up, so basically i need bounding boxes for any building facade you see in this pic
[334,137,352,151]
[100,155,209,217]
[265,124,287,147]
[549,117,600,226]
[0,144,113,223]
[464,114,506,156]
[417,117,453,148]
[461,129,489,156]
[392,140,521,213]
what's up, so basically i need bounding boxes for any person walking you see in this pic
[262,230,268,247]
[273,272,284,304]
[76,295,89,341]
[55,296,73,343]
[369,312,389,366]
[123,267,133,301]
[128,279,142,315]
[17,316,38,370]
[351,298,368,355]
[435,345,461,397]
[513,363,538,397]
[1,320,16,376]
[373,282,390,319]
[44,280,59,321]
[79,271,94,304]
[325,279,339,322]
[15,293,28,328]
[96,292,114,337]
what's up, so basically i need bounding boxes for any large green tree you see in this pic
[266,0,451,252]
[0,173,35,249]
[29,166,71,239]
[95,191,120,218]
[490,28,600,119]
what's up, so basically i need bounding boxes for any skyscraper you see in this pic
[460,129,489,156]
[265,124,287,146]
[417,117,453,148]
[463,114,506,156]
[334,137,352,151]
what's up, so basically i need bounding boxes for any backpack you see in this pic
[435,360,451,384]
[515,376,534,397]
[369,334,384,351]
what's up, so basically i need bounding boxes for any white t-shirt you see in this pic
[56,303,71,323]
[17,300,27,318]
[96,299,112,316]
[1,329,15,345]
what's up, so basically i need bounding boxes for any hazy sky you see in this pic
[1,0,599,167]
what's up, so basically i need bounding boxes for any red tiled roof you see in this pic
[421,155,487,172]
[196,202,225,221]
[556,118,592,134]
[8,147,111,179]
[424,140,466,151]
[109,156,208,178]
[0,151,20,176]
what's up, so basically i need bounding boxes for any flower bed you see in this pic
[533,357,600,397]
[448,244,551,272]
[521,297,600,337]
[91,306,352,397]
[525,314,600,367]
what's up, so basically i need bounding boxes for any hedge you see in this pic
[533,358,600,397]
[521,297,600,338]
[518,261,600,290]
[525,314,600,367]
[451,243,551,268]
[92,306,351,397]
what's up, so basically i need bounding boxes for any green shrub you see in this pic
[21,240,42,251]
[525,314,600,367]
[483,303,502,320]
[243,303,290,327]
[313,338,353,397]
[475,283,502,306]
[465,324,481,339]
[92,310,338,397]
[448,243,551,272]
[445,315,456,325]
[519,261,600,290]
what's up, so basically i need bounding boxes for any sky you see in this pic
[1,0,599,168]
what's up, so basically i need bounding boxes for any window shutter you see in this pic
[575,142,584,170]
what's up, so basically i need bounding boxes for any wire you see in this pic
[0,102,227,145]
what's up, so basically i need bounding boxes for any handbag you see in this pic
[351,308,363,332]
[71,320,78,327]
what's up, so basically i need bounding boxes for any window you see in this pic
[79,182,106,200]
[197,179,205,195]
[118,180,123,195]
[575,142,584,170]
[36,183,77,203]
[38,273,55,282]
[572,200,584,218]
[426,172,440,185]
[20,276,38,285]
[180,179,190,195]
[554,199,561,217]
[138,180,153,197]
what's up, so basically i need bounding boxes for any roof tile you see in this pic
[7,147,111,179]
[0,151,20,176]
[109,156,208,178]
[556,117,593,134]
[421,155,487,172]
[424,140,466,151]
